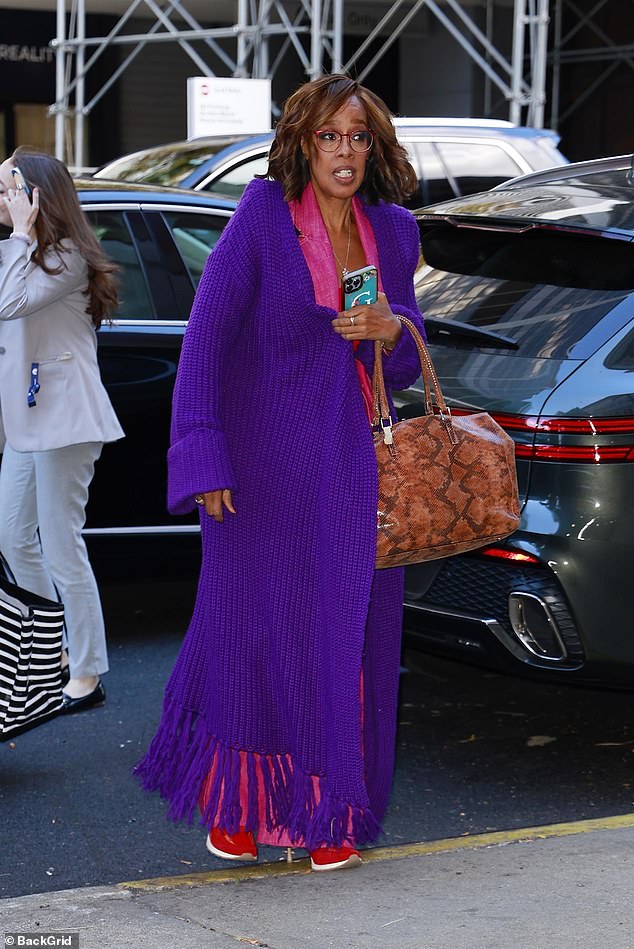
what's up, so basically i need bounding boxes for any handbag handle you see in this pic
[372,316,456,445]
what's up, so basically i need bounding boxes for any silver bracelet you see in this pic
[10,232,31,245]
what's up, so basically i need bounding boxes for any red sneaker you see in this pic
[206,827,258,862]
[309,846,362,871]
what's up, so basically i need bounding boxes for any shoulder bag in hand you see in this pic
[373,316,521,568]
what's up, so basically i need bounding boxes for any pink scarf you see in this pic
[290,183,383,420]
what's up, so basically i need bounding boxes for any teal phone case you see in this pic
[343,265,378,309]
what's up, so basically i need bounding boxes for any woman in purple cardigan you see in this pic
[136,74,426,871]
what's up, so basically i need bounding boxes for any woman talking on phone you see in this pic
[0,148,123,713]
[137,74,425,870]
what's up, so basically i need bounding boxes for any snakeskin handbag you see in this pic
[373,316,520,569]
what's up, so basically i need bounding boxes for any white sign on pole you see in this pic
[187,77,272,139]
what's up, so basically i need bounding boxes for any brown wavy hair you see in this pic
[12,147,119,327]
[264,74,417,205]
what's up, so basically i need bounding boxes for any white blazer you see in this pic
[0,236,124,452]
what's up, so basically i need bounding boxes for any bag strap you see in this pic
[371,315,456,444]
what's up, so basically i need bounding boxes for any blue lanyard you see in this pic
[27,362,40,407]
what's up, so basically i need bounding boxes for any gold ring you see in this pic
[194,494,205,506]
[350,315,355,326]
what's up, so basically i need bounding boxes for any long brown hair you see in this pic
[12,148,118,327]
[265,74,418,205]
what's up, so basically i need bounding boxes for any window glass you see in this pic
[204,154,270,199]
[436,142,523,194]
[162,212,227,286]
[14,104,56,156]
[404,141,457,206]
[605,329,634,369]
[96,138,245,186]
[416,225,634,359]
[420,225,634,291]
[88,211,154,318]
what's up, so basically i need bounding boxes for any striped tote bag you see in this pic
[0,570,64,741]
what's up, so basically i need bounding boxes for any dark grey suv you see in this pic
[404,154,634,687]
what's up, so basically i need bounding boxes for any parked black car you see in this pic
[95,119,568,209]
[67,181,237,565]
[406,154,634,687]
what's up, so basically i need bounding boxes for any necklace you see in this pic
[331,212,352,279]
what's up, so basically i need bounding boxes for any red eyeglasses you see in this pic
[313,129,374,153]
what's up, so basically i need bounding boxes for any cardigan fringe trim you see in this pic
[133,697,382,850]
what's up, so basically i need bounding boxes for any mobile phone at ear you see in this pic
[11,167,32,199]
[343,265,378,309]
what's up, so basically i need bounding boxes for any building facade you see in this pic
[0,0,632,169]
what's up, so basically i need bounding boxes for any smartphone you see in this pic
[343,265,378,310]
[11,167,32,199]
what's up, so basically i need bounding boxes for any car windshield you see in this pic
[98,139,244,186]
[416,223,634,360]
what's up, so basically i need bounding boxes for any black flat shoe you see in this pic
[61,681,106,714]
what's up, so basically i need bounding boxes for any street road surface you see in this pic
[1,576,632,899]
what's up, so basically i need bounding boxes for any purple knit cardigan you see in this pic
[135,178,426,849]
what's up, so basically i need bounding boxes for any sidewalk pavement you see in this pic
[2,814,633,949]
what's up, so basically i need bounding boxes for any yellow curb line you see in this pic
[118,811,634,892]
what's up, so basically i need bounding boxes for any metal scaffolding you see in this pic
[51,0,555,170]
[549,0,634,129]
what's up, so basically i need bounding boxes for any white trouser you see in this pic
[0,441,108,678]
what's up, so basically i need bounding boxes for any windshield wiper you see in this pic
[423,316,519,349]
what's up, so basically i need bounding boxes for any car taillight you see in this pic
[448,409,634,463]
[492,414,634,435]
[480,546,541,564]
[514,443,634,462]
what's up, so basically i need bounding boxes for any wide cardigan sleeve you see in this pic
[167,188,258,514]
[355,205,426,390]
